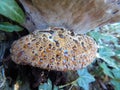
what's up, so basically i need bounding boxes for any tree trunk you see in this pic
[19,0,120,34]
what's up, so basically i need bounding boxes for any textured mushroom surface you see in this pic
[10,27,97,71]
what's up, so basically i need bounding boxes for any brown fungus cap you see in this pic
[10,27,97,71]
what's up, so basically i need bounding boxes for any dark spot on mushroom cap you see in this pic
[17,51,24,58]
[32,56,36,61]
[23,44,28,48]
[42,34,46,37]
[72,46,77,51]
[32,50,35,54]
[40,58,43,62]
[49,30,54,34]
[52,47,56,50]
[81,42,86,50]
[58,34,64,38]
[71,32,75,36]
[54,40,60,47]
[35,53,38,56]
[32,38,36,41]
[43,55,47,59]
[27,43,30,45]
[73,39,78,44]
[56,54,61,61]
[49,36,52,39]
[43,38,47,42]
[47,64,50,68]
[36,42,40,45]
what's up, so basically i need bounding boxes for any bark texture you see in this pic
[20,0,120,34]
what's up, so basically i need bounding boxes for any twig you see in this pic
[98,79,107,90]
[58,79,77,89]
[68,84,74,90]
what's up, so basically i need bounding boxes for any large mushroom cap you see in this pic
[10,27,97,71]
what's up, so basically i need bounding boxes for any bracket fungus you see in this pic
[10,27,97,71]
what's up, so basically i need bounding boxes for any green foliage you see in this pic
[100,62,114,78]
[39,79,52,90]
[98,46,115,57]
[0,22,23,32]
[101,23,120,34]
[111,69,120,90]
[111,80,120,90]
[88,30,118,45]
[88,23,120,90]
[88,31,102,43]
[0,0,25,32]
[0,0,25,24]
[39,69,95,90]
[100,57,119,69]
[77,68,95,90]
[53,85,59,90]
[89,26,120,69]
[111,69,120,80]
[38,79,59,90]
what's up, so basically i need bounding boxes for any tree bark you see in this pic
[20,0,120,34]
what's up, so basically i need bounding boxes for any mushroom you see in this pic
[10,27,97,71]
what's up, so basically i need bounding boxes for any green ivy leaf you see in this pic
[0,0,25,24]
[53,85,59,90]
[101,34,118,44]
[111,80,120,90]
[112,69,120,79]
[110,69,120,90]
[98,46,119,69]
[115,50,120,56]
[99,56,119,69]
[100,62,114,78]
[88,31,102,42]
[88,31,118,46]
[0,22,23,32]
[77,68,95,90]
[38,79,52,90]
[99,46,115,57]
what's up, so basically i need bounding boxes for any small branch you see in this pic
[58,79,78,89]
